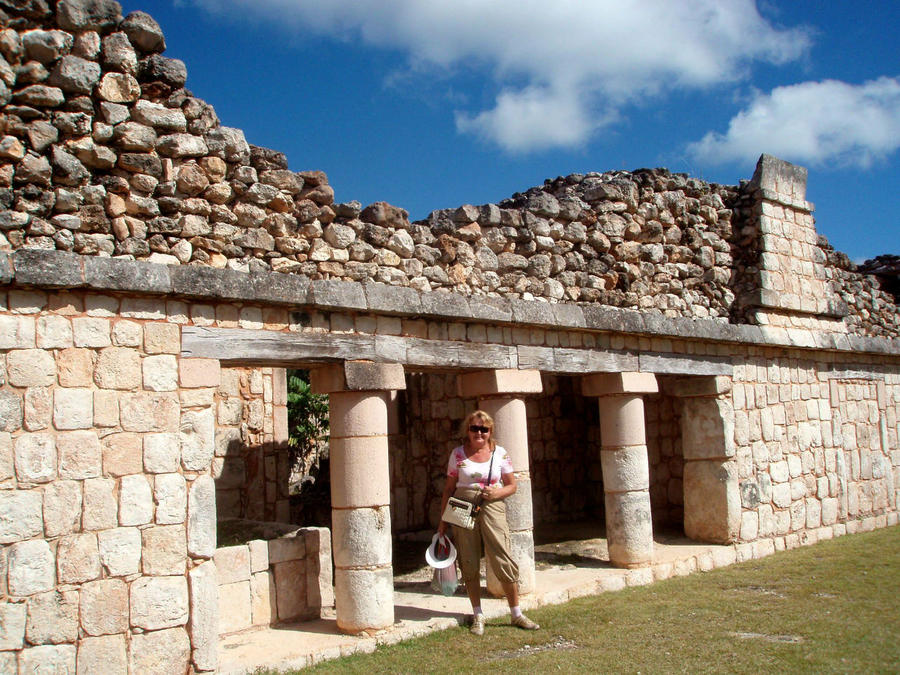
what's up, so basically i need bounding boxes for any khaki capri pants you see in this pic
[450,485,519,585]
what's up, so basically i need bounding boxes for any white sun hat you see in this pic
[425,533,457,569]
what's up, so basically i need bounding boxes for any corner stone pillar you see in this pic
[310,361,406,634]
[665,376,740,543]
[582,372,657,568]
[458,369,542,595]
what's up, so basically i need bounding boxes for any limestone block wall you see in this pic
[214,527,332,637]
[214,365,290,524]
[0,288,221,672]
[733,356,899,544]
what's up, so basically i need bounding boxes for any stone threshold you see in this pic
[216,514,898,673]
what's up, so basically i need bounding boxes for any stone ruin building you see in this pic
[0,0,898,672]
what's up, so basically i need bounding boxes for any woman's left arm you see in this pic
[483,471,516,501]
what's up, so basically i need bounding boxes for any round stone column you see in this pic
[458,369,542,595]
[311,362,406,634]
[582,372,657,568]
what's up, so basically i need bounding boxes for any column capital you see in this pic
[310,361,406,394]
[662,375,732,398]
[582,372,657,397]
[457,368,542,398]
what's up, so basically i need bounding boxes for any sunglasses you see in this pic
[469,425,491,434]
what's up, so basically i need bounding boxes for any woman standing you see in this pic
[438,410,540,635]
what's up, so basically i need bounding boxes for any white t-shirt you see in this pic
[446,445,514,488]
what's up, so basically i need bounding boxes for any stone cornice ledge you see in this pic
[3,249,898,358]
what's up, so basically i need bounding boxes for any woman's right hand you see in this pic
[437,520,446,536]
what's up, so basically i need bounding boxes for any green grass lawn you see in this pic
[271,526,900,674]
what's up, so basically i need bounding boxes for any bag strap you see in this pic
[473,449,496,510]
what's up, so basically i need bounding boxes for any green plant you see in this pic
[286,370,329,475]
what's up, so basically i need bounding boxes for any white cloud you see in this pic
[189,0,811,152]
[688,77,900,168]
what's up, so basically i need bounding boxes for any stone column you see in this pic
[582,372,657,568]
[310,361,406,634]
[666,376,741,543]
[458,369,542,595]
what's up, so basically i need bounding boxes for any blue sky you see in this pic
[124,1,898,262]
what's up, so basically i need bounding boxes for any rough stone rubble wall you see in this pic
[0,1,897,339]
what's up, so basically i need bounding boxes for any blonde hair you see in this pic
[462,410,496,451]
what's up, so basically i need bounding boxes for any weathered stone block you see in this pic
[0,390,23,432]
[143,354,178,391]
[180,407,215,470]
[143,432,179,473]
[604,491,654,567]
[188,474,216,557]
[112,320,143,347]
[53,387,93,429]
[98,527,141,576]
[19,645,77,674]
[57,347,94,387]
[684,460,740,544]
[583,371,658,396]
[131,576,189,630]
[36,315,73,348]
[251,570,276,626]
[94,346,142,389]
[57,430,101,478]
[14,432,56,483]
[129,627,191,675]
[249,539,269,572]
[82,477,117,531]
[180,358,221,388]
[273,559,308,622]
[458,369,543,397]
[267,535,306,565]
[214,545,250,585]
[119,473,153,526]
[25,589,78,645]
[142,524,186,575]
[6,349,56,387]
[57,532,100,584]
[102,432,142,476]
[218,579,252,634]
[331,508,390,568]
[80,578,128,636]
[0,601,26,650]
[0,316,36,350]
[333,567,393,632]
[93,389,119,427]
[78,634,128,674]
[189,560,219,671]
[144,322,180,354]
[8,539,55,596]
[72,316,111,347]
[154,472,186,524]
[601,446,650,492]
[43,480,82,537]
[0,432,13,483]
[119,391,179,431]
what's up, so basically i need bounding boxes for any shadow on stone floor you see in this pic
[393,519,692,579]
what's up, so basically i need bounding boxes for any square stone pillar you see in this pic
[458,369,542,595]
[665,376,740,543]
[310,361,406,634]
[582,372,657,568]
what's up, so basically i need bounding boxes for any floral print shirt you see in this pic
[446,445,514,488]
